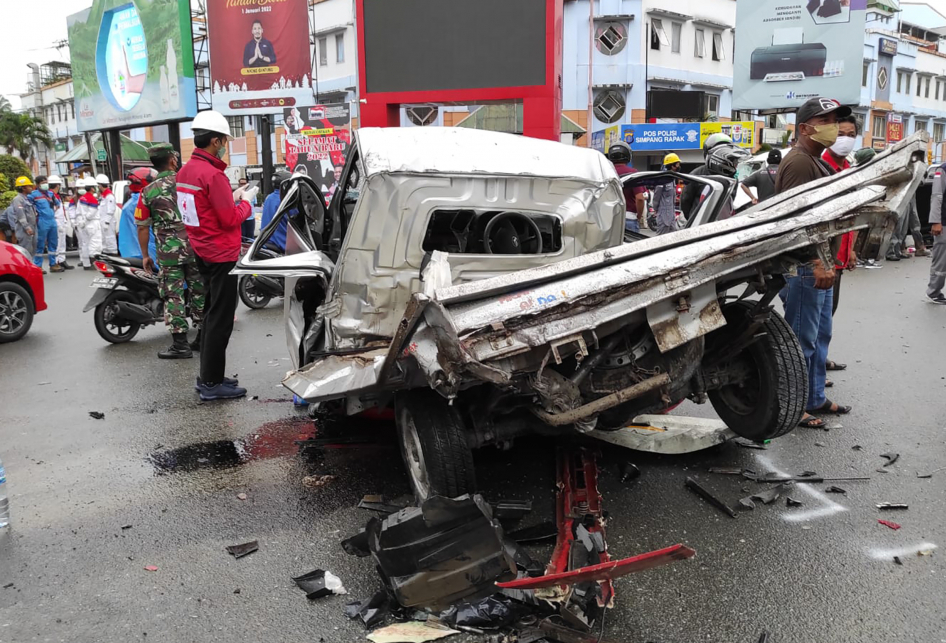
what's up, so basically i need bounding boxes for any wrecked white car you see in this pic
[236,128,926,500]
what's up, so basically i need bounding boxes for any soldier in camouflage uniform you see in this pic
[135,143,206,360]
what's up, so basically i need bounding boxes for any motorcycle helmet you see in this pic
[703,133,734,157]
[127,167,157,191]
[607,141,632,165]
[705,143,751,178]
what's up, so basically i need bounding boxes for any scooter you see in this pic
[237,240,284,310]
[83,254,163,343]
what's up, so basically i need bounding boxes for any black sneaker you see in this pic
[885,254,901,262]
[158,343,193,359]
[194,376,239,392]
[198,381,247,401]
[927,293,946,305]
[83,265,96,271]
[61,261,75,270]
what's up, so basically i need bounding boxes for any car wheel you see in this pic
[0,282,34,343]
[707,301,806,441]
[238,275,271,310]
[93,291,141,344]
[395,389,476,503]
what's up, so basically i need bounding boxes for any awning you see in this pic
[55,133,152,164]
[454,105,586,135]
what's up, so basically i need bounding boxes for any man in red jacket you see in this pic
[177,110,259,400]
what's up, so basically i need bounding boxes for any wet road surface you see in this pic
[1,260,945,642]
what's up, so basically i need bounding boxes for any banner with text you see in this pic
[732,0,867,111]
[604,122,756,151]
[208,0,313,115]
[67,0,197,132]
[283,103,352,200]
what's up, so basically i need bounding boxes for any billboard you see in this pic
[732,0,867,110]
[283,104,352,200]
[67,0,197,132]
[208,0,313,116]
[617,122,756,151]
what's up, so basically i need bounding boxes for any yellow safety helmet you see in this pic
[14,176,33,188]
[663,153,681,166]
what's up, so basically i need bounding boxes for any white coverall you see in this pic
[75,196,102,266]
[98,188,118,254]
[53,193,69,265]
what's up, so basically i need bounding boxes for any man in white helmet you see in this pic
[177,109,258,400]
[47,176,74,269]
[75,178,103,269]
[96,173,118,254]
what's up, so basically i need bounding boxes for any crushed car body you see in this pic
[236,127,927,500]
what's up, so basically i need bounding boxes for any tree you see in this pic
[0,155,32,189]
[0,112,53,164]
[0,96,11,113]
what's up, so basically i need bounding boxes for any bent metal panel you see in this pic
[207,0,313,116]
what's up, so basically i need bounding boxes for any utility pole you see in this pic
[259,115,273,197]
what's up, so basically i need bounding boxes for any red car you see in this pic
[0,240,46,343]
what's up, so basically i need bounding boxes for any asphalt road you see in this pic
[1,258,945,643]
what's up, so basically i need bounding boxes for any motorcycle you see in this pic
[82,254,163,343]
[237,239,284,310]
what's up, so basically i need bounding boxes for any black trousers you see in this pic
[195,256,238,385]
[832,270,842,317]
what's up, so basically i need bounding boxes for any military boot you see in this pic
[158,332,193,359]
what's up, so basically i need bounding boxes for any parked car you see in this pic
[236,128,925,501]
[0,240,47,343]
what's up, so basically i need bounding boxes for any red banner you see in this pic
[207,0,313,115]
[284,104,352,201]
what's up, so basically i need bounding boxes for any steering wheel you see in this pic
[483,211,543,255]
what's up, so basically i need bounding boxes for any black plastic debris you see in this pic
[492,500,532,526]
[88,411,105,420]
[2,583,13,589]
[757,631,771,643]
[292,569,347,599]
[367,494,517,610]
[733,438,767,450]
[738,483,794,510]
[880,453,900,467]
[825,486,847,494]
[709,467,748,476]
[894,556,903,566]
[876,503,908,510]
[685,477,737,518]
[358,495,410,515]
[225,540,259,559]
[852,445,863,451]
[917,466,946,479]
[344,590,391,628]
[506,522,557,544]
[121,524,133,530]
[341,529,371,557]
[503,539,545,577]
[619,462,641,483]
[439,595,520,630]
[786,497,803,507]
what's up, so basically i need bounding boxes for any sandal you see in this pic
[825,360,847,371]
[811,400,852,415]
[798,414,826,428]
[825,380,833,388]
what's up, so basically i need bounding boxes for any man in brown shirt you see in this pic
[776,97,853,428]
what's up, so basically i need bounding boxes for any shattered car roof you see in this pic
[356,127,619,182]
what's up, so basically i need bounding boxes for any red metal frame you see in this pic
[355,0,563,141]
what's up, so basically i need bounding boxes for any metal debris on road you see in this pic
[302,474,338,488]
[292,569,348,599]
[876,503,908,510]
[491,500,532,526]
[737,483,794,510]
[916,465,946,479]
[824,486,847,494]
[685,477,737,518]
[880,453,900,467]
[367,621,459,643]
[225,540,259,559]
[878,520,902,530]
[619,462,641,483]
[733,438,767,450]
[88,411,105,420]
[786,497,803,507]
[121,524,133,530]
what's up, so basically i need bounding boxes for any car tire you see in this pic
[708,301,806,441]
[395,389,476,503]
[93,291,141,344]
[0,282,34,343]
[238,275,271,310]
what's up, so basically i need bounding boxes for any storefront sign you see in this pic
[879,38,898,56]
[606,121,756,151]
[886,113,904,143]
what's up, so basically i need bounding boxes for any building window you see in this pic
[938,81,942,101]
[593,89,626,124]
[595,22,628,55]
[70,103,75,119]
[651,19,670,50]
[906,73,912,95]
[897,71,903,93]
[925,77,931,98]
[406,106,438,127]
[704,94,720,119]
[935,123,945,142]
[319,37,327,66]
[917,76,922,97]
[336,33,345,63]
[227,115,245,138]
[862,63,869,88]
[712,32,725,61]
[872,115,885,139]
[694,28,706,58]
[671,22,682,54]
[916,120,929,134]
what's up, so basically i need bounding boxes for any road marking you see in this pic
[867,543,938,560]
[754,454,847,522]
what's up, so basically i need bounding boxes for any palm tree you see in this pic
[0,96,12,113]
[0,112,53,163]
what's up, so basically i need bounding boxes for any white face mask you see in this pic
[830,136,856,158]
[78,189,86,195]
[39,183,49,190]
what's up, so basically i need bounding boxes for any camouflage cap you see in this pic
[148,143,176,160]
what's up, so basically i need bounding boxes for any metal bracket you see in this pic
[550,335,589,365]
